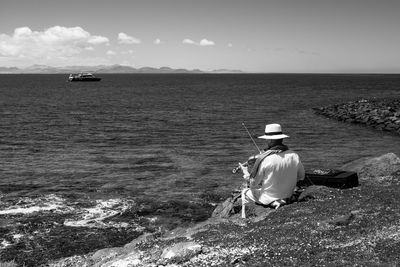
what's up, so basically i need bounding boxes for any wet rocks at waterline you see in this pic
[313,98,400,134]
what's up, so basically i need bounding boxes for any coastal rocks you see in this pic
[313,98,400,134]
[342,153,400,180]
[226,201,277,223]
[212,186,341,222]
[211,192,277,222]
[91,247,124,263]
[47,153,400,267]
[161,220,214,240]
[99,250,142,267]
[0,195,146,266]
[326,212,355,226]
[316,211,358,231]
[123,233,156,251]
[211,192,241,219]
[160,241,202,260]
[212,185,342,221]
[298,185,338,201]
[48,255,92,267]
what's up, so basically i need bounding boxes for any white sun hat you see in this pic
[258,123,289,140]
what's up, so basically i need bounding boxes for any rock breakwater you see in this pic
[313,98,400,134]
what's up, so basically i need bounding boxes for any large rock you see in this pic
[212,193,278,222]
[342,153,400,178]
[91,247,123,263]
[211,194,239,218]
[123,233,155,251]
[161,241,202,260]
[100,251,142,267]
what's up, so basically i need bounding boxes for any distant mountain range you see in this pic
[0,64,243,74]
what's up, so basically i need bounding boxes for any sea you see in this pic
[1,73,400,266]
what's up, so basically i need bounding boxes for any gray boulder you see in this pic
[342,153,400,178]
[91,247,123,263]
[211,193,240,218]
[161,241,202,260]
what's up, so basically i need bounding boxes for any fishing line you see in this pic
[242,122,261,153]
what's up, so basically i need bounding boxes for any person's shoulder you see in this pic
[283,150,301,159]
[282,149,297,154]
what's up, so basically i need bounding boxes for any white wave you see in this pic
[0,194,70,215]
[63,198,142,229]
[0,235,24,251]
[0,195,142,230]
[13,234,24,240]
[0,239,12,249]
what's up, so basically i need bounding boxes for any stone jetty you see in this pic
[313,98,400,134]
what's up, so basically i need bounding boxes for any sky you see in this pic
[0,0,399,73]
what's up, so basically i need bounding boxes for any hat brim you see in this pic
[258,134,289,140]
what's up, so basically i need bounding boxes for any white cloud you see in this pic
[118,33,141,44]
[154,38,162,45]
[228,43,233,48]
[106,50,117,56]
[182,38,215,46]
[183,38,196,45]
[199,39,215,46]
[88,35,109,45]
[0,26,109,58]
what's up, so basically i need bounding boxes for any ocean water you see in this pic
[1,74,400,265]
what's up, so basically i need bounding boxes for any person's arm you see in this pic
[239,163,250,180]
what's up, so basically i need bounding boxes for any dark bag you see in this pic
[298,169,359,189]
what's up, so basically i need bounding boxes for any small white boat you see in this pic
[68,73,101,82]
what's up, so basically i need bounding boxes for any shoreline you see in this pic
[29,152,399,267]
[313,98,400,134]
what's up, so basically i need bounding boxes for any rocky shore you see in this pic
[16,152,395,266]
[313,98,400,134]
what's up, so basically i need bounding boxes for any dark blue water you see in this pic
[1,74,400,265]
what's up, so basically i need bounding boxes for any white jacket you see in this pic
[251,150,305,205]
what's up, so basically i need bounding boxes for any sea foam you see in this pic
[0,194,69,215]
[63,198,142,229]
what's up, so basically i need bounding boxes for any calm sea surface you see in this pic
[1,74,400,265]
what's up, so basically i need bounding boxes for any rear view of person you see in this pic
[239,123,305,213]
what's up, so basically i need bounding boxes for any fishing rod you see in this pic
[238,122,263,219]
[232,123,262,174]
[242,122,261,154]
